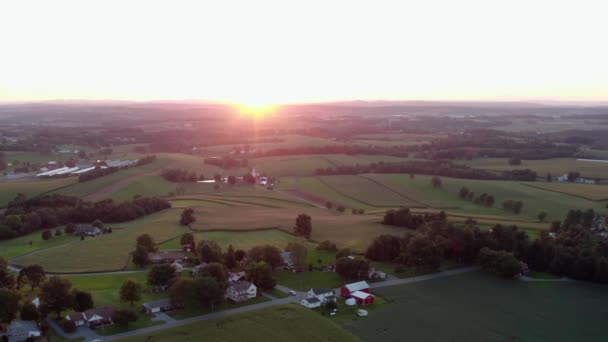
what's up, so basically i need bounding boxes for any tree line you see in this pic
[0,194,170,240]
[368,207,608,283]
[315,160,537,181]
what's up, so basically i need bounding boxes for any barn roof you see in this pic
[344,281,370,292]
[351,291,374,300]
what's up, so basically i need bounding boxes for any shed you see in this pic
[341,281,370,298]
[351,290,375,306]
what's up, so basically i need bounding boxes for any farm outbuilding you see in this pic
[341,281,370,298]
[351,291,375,306]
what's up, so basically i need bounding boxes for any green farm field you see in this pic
[190,206,404,251]
[116,304,361,342]
[523,182,608,201]
[347,271,608,342]
[462,157,608,180]
[0,228,79,260]
[10,209,188,272]
[361,174,606,221]
[0,177,77,207]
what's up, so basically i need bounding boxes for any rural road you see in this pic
[97,266,479,341]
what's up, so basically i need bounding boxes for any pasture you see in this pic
[116,304,361,342]
[0,177,77,207]
[523,182,608,201]
[347,271,608,342]
[0,228,78,260]
[462,157,608,180]
[359,174,605,221]
[10,209,188,273]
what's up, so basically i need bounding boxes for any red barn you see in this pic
[351,291,375,306]
[341,281,370,298]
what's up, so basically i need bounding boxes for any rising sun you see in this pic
[235,100,279,119]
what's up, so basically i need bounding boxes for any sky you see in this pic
[0,0,607,105]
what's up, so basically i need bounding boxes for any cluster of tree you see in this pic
[525,224,608,283]
[293,214,312,239]
[180,208,196,226]
[78,166,119,182]
[0,151,5,171]
[135,155,157,166]
[169,277,224,311]
[382,208,447,230]
[478,247,522,278]
[371,206,608,283]
[132,234,158,267]
[204,156,248,169]
[427,132,578,160]
[0,194,170,240]
[500,169,537,181]
[562,209,599,229]
[324,201,347,213]
[459,187,495,207]
[502,200,524,214]
[367,218,533,274]
[336,256,370,280]
[0,262,95,327]
[161,168,201,182]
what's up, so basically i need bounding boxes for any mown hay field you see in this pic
[116,304,361,342]
[347,271,608,342]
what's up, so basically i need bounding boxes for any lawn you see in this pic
[168,296,271,319]
[116,304,361,342]
[0,228,79,260]
[66,272,167,307]
[95,316,165,336]
[11,209,188,272]
[346,271,608,342]
[274,270,342,291]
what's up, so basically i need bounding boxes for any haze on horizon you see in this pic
[1,0,607,105]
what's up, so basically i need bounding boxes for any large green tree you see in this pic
[136,234,157,253]
[294,214,312,239]
[248,245,282,269]
[285,242,308,269]
[120,279,142,305]
[72,289,94,312]
[40,276,73,319]
[19,264,46,290]
[245,261,276,290]
[147,264,177,289]
[192,277,224,308]
[201,262,228,288]
[0,289,20,324]
[132,244,151,268]
[197,240,223,263]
